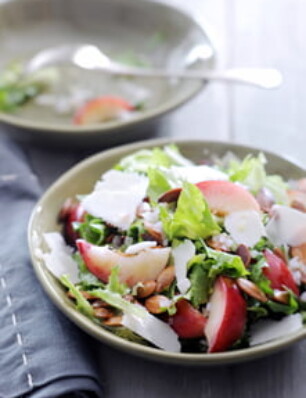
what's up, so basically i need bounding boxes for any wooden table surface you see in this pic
[17,0,306,396]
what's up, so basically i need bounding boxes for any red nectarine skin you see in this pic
[205,276,247,353]
[74,96,134,125]
[196,180,260,216]
[76,240,110,283]
[263,249,299,295]
[59,200,85,246]
[169,299,207,339]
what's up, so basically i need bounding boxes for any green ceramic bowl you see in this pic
[28,138,306,365]
[0,0,215,147]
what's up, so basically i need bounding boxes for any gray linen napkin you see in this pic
[0,139,103,398]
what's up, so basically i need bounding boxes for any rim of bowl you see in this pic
[28,137,306,365]
[0,0,216,136]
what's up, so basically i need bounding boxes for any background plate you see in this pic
[0,0,215,146]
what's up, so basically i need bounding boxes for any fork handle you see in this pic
[102,66,282,89]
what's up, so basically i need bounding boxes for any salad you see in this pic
[39,145,306,353]
[0,62,145,125]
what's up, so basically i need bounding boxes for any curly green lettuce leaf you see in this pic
[0,63,57,112]
[60,274,94,318]
[107,266,129,295]
[247,302,269,321]
[188,258,211,307]
[75,214,108,246]
[266,293,299,315]
[163,144,194,167]
[265,175,289,205]
[226,153,288,204]
[205,248,249,278]
[126,219,146,243]
[88,288,146,318]
[74,252,104,288]
[0,62,22,87]
[147,167,172,201]
[229,153,266,191]
[114,145,193,174]
[187,249,248,308]
[252,237,274,252]
[0,85,41,112]
[115,148,172,173]
[159,182,220,241]
[249,256,273,295]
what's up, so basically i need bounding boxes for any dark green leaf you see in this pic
[187,249,248,308]
[249,256,273,295]
[188,263,210,308]
[252,237,274,252]
[126,219,146,243]
[247,303,269,321]
[76,214,108,246]
[266,297,298,315]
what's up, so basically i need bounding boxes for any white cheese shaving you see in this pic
[172,240,195,294]
[39,232,79,283]
[224,210,266,247]
[141,207,160,224]
[170,165,228,184]
[82,170,148,230]
[125,241,157,255]
[209,233,236,251]
[288,257,306,285]
[300,292,306,302]
[122,311,180,352]
[266,205,306,246]
[250,314,303,346]
[94,169,147,191]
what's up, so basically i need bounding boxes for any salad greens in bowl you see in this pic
[28,139,306,364]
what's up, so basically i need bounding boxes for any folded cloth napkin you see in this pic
[0,139,103,398]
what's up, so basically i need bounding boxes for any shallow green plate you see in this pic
[28,139,306,365]
[0,0,215,146]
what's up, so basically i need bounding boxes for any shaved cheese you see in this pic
[266,205,306,246]
[82,170,148,230]
[209,233,236,251]
[224,210,266,247]
[172,240,195,294]
[250,314,303,346]
[122,311,180,352]
[300,292,306,302]
[288,257,306,285]
[171,165,228,184]
[141,207,160,224]
[39,232,79,283]
[125,241,157,254]
[94,169,147,191]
